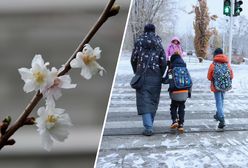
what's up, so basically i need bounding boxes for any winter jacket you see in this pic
[165,54,191,102]
[131,32,167,115]
[207,54,234,92]
[166,37,184,61]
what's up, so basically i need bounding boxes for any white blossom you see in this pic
[43,67,76,100]
[36,102,72,151]
[70,44,105,79]
[18,55,53,93]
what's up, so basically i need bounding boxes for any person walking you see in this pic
[131,24,167,136]
[166,37,184,63]
[207,48,234,129]
[163,53,192,133]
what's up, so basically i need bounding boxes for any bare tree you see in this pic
[130,0,164,43]
[181,32,194,52]
[232,16,248,58]
[209,29,222,57]
[121,0,178,51]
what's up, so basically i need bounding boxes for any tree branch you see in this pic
[0,0,119,150]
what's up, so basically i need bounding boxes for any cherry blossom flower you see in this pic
[70,44,105,79]
[43,67,76,100]
[18,55,53,93]
[36,102,72,151]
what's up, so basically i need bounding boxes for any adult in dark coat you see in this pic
[131,24,167,136]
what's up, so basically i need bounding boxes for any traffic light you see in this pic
[234,0,243,16]
[223,0,231,16]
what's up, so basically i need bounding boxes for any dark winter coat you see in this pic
[131,32,166,115]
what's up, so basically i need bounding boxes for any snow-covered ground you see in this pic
[98,131,248,168]
[96,51,248,168]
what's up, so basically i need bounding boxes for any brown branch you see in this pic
[58,2,119,77]
[0,0,119,150]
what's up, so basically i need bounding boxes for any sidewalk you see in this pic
[95,52,248,167]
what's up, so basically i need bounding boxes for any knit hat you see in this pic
[144,24,155,33]
[213,48,223,56]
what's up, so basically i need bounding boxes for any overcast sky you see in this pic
[175,0,248,35]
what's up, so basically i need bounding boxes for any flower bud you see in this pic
[1,116,11,135]
[3,116,11,125]
[6,139,15,146]
[0,122,9,135]
[24,117,36,125]
[109,4,120,17]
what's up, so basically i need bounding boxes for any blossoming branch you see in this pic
[0,0,120,151]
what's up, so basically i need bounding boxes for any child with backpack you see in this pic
[207,48,234,129]
[163,53,192,133]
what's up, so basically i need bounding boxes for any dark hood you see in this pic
[138,32,162,50]
[170,54,186,68]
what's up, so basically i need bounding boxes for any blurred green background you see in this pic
[0,0,130,167]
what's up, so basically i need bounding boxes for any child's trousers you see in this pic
[170,100,186,125]
[214,91,225,119]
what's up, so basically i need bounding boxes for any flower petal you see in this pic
[80,66,92,80]
[54,108,65,115]
[58,113,73,126]
[93,47,101,59]
[36,117,46,132]
[88,61,105,77]
[99,69,104,76]
[50,67,58,77]
[37,106,47,117]
[83,44,93,55]
[18,68,33,80]
[45,96,56,107]
[41,131,53,151]
[53,89,62,100]
[70,55,82,68]
[32,54,44,68]
[23,80,36,93]
[59,75,77,89]
[49,125,70,142]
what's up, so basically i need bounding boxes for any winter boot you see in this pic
[178,124,184,134]
[218,117,225,129]
[218,122,225,129]
[142,129,153,136]
[170,121,178,129]
[213,113,219,121]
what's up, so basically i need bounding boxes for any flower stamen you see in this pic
[33,71,45,84]
[82,55,96,65]
[46,115,58,124]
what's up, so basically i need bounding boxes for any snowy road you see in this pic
[98,131,248,168]
[96,51,248,167]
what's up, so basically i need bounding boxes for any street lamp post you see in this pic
[228,0,234,63]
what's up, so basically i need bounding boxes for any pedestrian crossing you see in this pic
[103,74,248,136]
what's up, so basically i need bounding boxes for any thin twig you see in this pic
[0,0,119,150]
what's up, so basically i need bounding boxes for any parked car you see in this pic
[187,50,193,55]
